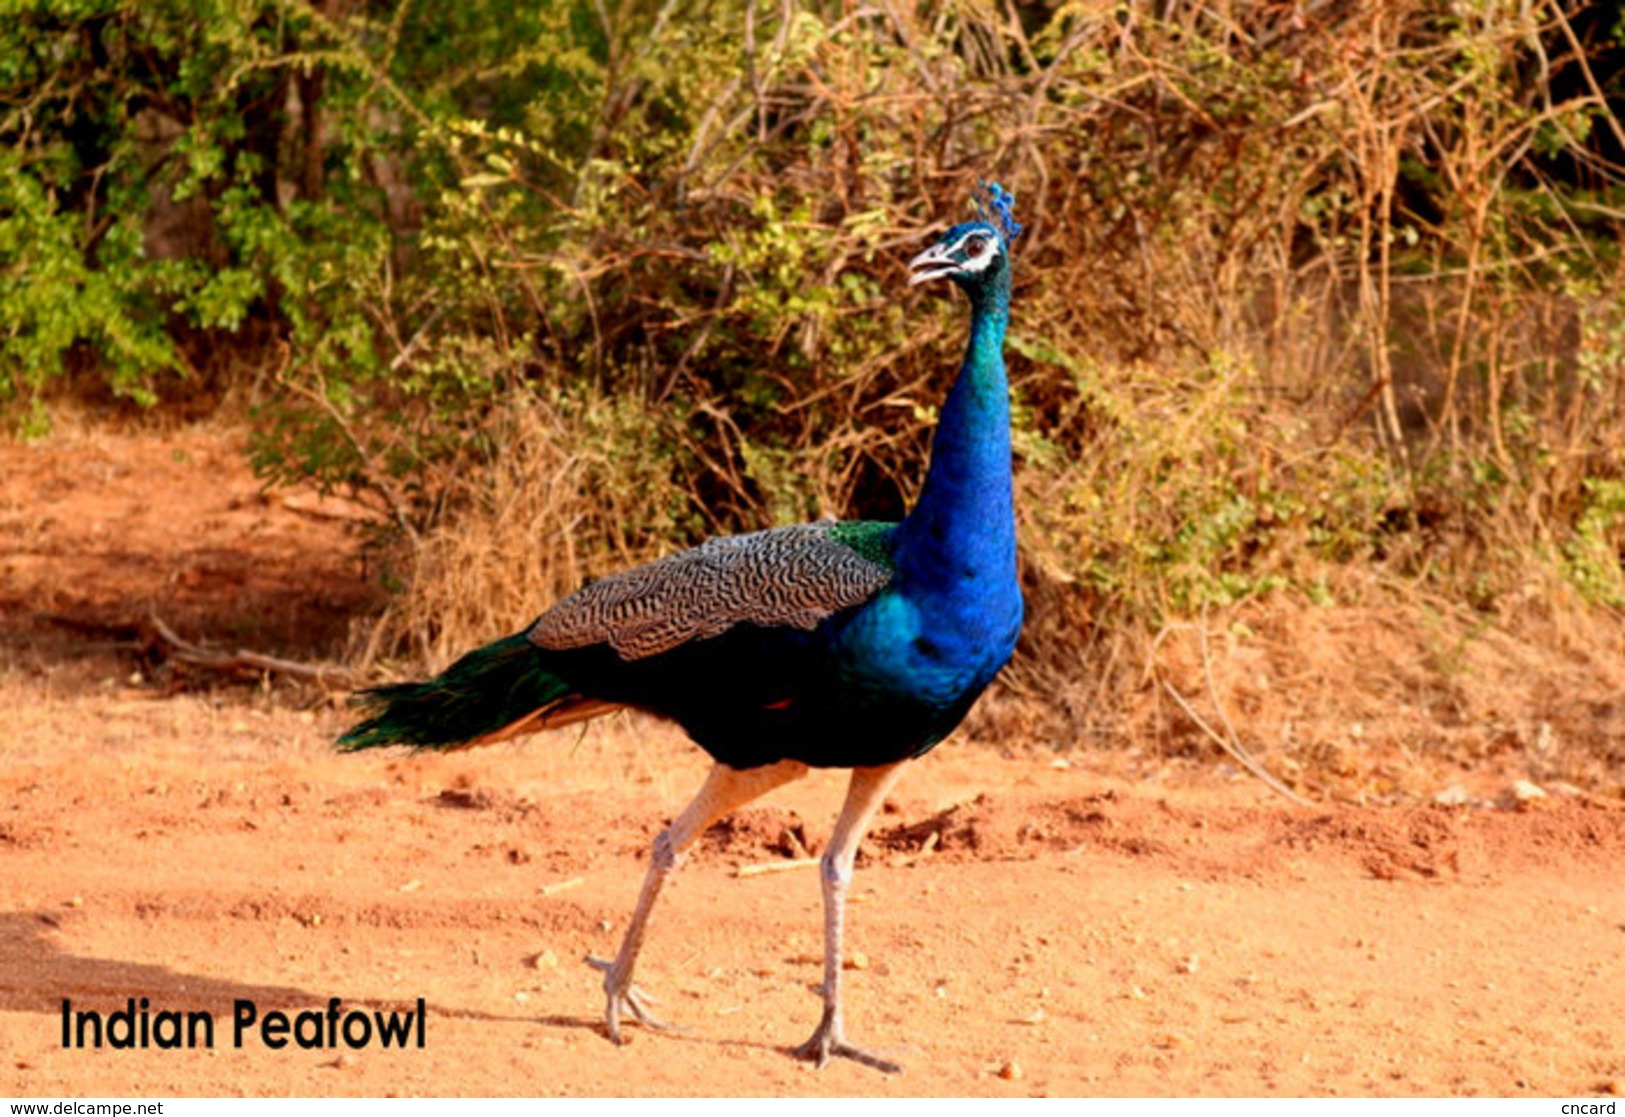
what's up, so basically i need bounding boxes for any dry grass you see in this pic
[359,390,693,672]
[1133,576,1625,798]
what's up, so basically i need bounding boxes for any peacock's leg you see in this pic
[588,758,808,1044]
[793,761,908,1074]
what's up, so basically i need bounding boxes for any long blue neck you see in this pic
[895,270,1016,595]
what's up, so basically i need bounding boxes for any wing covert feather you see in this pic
[528,521,893,660]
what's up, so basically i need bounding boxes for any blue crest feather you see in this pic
[974,181,1022,244]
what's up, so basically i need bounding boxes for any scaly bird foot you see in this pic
[586,955,677,1043]
[792,1013,902,1074]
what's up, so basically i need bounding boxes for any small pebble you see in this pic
[1433,785,1472,807]
[997,1059,1022,1081]
[1500,781,1547,810]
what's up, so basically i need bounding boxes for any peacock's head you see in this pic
[908,182,1021,295]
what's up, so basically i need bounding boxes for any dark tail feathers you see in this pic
[338,632,572,752]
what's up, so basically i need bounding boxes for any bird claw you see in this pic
[586,954,676,1042]
[792,1018,903,1074]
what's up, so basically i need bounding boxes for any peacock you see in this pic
[339,183,1025,1074]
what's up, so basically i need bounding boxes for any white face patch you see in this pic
[942,229,1003,274]
[908,225,1004,285]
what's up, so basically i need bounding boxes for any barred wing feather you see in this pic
[528,521,893,661]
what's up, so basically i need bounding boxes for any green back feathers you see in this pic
[828,520,895,568]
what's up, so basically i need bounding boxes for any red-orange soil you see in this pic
[1,427,1621,1097]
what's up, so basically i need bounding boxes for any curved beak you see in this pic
[908,243,957,286]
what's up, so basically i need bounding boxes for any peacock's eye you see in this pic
[964,235,989,256]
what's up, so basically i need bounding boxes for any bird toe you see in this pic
[587,954,676,1040]
[792,1024,903,1074]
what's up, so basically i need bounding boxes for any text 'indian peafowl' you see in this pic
[339,183,1025,1074]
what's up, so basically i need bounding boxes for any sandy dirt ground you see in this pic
[2,427,1622,1098]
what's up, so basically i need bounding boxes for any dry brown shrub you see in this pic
[360,390,692,672]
